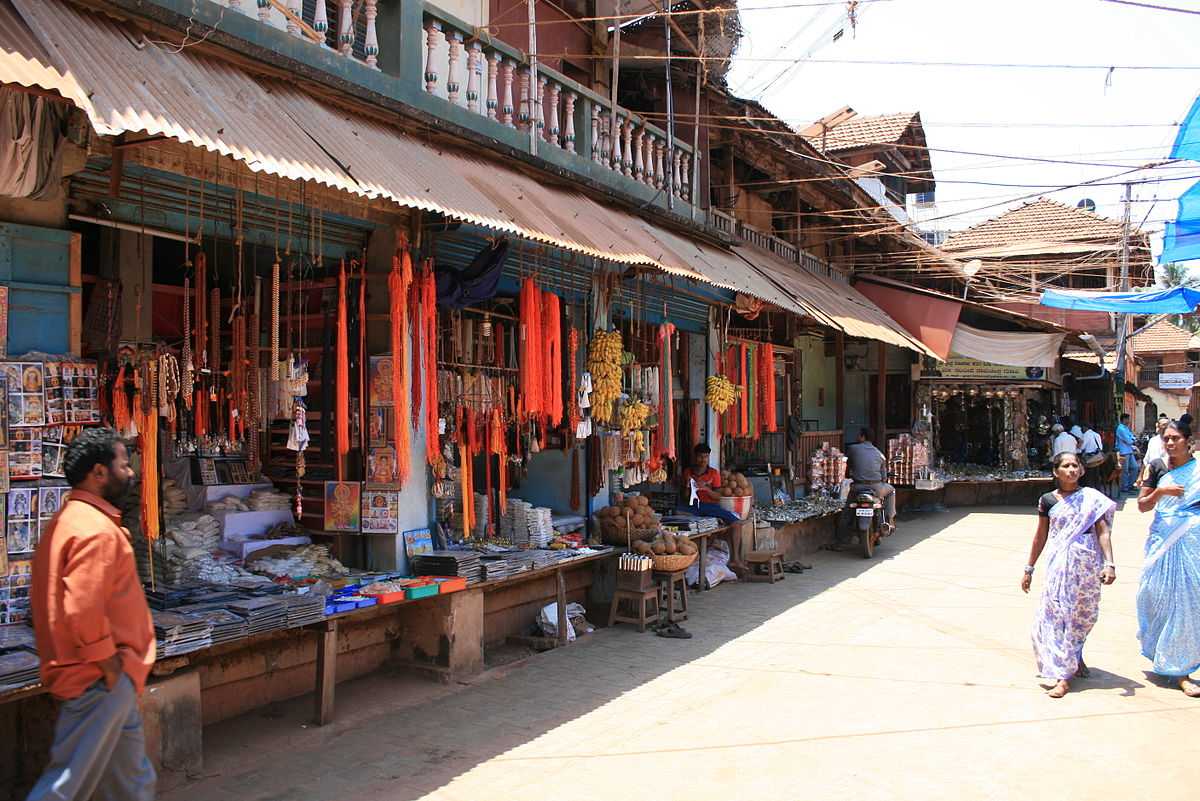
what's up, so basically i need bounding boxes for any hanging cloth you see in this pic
[658,323,676,461]
[335,259,350,475]
[542,292,563,427]
[389,249,413,486]
[519,278,544,417]
[435,237,508,308]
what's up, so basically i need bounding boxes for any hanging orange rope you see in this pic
[389,248,413,486]
[738,343,749,437]
[542,292,563,427]
[458,405,475,536]
[112,366,131,436]
[408,265,422,433]
[659,323,676,460]
[519,278,543,418]
[358,260,367,475]
[567,327,580,436]
[193,251,208,437]
[760,343,777,433]
[335,258,350,476]
[140,400,159,544]
[421,263,440,463]
[489,407,507,513]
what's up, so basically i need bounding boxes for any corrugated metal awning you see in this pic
[0,0,796,314]
[735,244,939,358]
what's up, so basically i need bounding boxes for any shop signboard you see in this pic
[923,355,1045,381]
[1158,372,1194,390]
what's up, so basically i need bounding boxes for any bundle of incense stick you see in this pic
[618,554,652,572]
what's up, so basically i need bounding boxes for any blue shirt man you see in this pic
[1115,417,1136,456]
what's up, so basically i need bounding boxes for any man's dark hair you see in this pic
[63,427,121,487]
[859,427,874,442]
[694,443,711,455]
[1121,413,1131,423]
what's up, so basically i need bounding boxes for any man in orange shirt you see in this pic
[28,427,156,801]
[679,443,740,525]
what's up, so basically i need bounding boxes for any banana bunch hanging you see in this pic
[619,398,651,434]
[587,329,623,424]
[705,374,740,414]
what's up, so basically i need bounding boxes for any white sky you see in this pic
[726,0,1200,259]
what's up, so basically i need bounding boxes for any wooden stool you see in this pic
[654,569,689,623]
[609,588,659,632]
[746,551,784,584]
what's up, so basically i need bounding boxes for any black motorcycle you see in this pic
[840,484,887,558]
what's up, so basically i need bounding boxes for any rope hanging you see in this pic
[542,292,563,427]
[421,263,440,463]
[389,247,413,486]
[519,278,544,418]
[335,258,350,473]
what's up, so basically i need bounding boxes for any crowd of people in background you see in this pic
[1047,412,1194,499]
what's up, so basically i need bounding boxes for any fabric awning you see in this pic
[0,0,802,311]
[948,323,1065,368]
[734,245,939,357]
[855,281,961,360]
[1040,286,1200,315]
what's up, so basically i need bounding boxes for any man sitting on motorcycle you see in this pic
[847,428,896,534]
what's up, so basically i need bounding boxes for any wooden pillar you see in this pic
[876,343,887,448]
[555,570,568,646]
[835,332,845,431]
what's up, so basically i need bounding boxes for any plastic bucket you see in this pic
[718,494,753,520]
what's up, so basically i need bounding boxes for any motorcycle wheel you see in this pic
[861,521,876,559]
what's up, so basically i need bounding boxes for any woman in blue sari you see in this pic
[1137,418,1200,697]
[1023,452,1117,698]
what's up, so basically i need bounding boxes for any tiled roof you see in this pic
[1130,318,1200,354]
[943,198,1129,252]
[804,112,920,153]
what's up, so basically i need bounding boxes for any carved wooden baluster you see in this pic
[563,92,577,153]
[486,52,501,120]
[501,59,515,127]
[650,136,661,188]
[609,117,620,171]
[312,0,331,41]
[364,0,380,69]
[632,128,645,181]
[337,0,354,56]
[535,75,548,138]
[681,153,692,201]
[621,118,633,177]
[547,82,561,146]
[424,21,442,93]
[518,67,531,130]
[673,150,683,198]
[446,31,463,105]
[465,42,481,113]
[287,0,303,36]
[590,104,600,162]
[256,0,271,23]
[658,141,668,190]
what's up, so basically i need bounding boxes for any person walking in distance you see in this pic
[1050,423,1077,459]
[27,427,156,801]
[1115,413,1139,494]
[1022,452,1117,698]
[1078,422,1105,489]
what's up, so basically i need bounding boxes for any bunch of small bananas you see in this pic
[705,374,740,414]
[619,399,651,434]
[588,329,624,424]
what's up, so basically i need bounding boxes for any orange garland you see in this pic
[542,292,562,427]
[519,278,543,418]
[335,258,350,475]
[759,343,777,433]
[112,366,131,435]
[421,263,440,463]
[408,265,423,433]
[389,250,412,486]
[490,407,507,513]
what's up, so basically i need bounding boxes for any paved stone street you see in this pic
[163,503,1200,801]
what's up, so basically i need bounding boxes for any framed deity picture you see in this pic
[402,528,433,561]
[361,490,400,534]
[323,481,362,533]
[368,356,394,407]
[367,446,397,486]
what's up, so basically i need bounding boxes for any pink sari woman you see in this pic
[1022,452,1117,698]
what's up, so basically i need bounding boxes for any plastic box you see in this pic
[404,584,440,600]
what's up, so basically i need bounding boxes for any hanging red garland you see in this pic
[760,343,777,433]
[389,249,413,486]
[541,291,562,427]
[738,343,749,437]
[335,258,350,475]
[519,278,544,418]
[408,267,422,433]
[659,323,676,460]
[421,263,440,463]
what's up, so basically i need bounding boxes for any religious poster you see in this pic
[0,286,9,359]
[323,481,361,532]
[39,486,66,531]
[62,362,100,424]
[9,428,42,480]
[368,406,390,447]
[2,559,32,623]
[1,362,45,428]
[368,356,394,407]
[361,489,400,534]
[367,446,397,486]
[197,458,219,486]
[6,488,37,555]
[403,528,433,561]
[43,362,64,425]
[41,426,66,479]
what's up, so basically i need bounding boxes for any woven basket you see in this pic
[651,552,697,572]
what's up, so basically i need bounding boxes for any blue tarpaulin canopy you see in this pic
[1039,286,1200,314]
[1161,179,1200,264]
[1171,95,1200,163]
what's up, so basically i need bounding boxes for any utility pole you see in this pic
[1113,181,1132,422]
[663,2,675,210]
[528,0,539,156]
